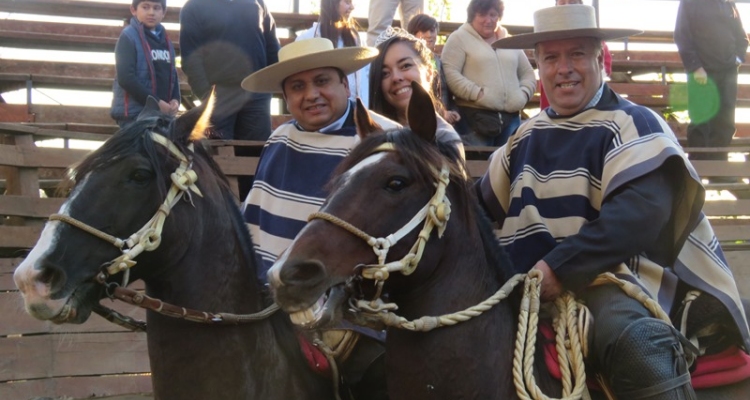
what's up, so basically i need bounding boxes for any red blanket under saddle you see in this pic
[540,324,750,389]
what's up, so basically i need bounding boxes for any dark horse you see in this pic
[13,100,335,399]
[267,83,750,399]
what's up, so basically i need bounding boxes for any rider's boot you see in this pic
[606,318,696,400]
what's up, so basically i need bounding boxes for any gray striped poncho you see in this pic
[478,85,750,349]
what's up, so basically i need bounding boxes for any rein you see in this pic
[52,132,278,330]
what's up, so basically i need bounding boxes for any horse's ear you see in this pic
[189,87,216,141]
[407,81,437,143]
[354,97,382,139]
[137,96,163,121]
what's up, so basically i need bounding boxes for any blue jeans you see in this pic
[211,85,272,200]
[211,84,272,141]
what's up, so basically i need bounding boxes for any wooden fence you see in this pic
[1,1,750,398]
[1,124,749,400]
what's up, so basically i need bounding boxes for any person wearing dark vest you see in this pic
[111,0,180,128]
[484,6,749,399]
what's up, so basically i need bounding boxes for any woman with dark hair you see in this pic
[296,0,371,106]
[441,0,536,146]
[369,27,464,157]
[406,13,461,126]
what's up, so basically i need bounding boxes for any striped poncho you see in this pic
[242,102,400,279]
[478,84,750,349]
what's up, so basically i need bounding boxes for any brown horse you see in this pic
[13,100,336,399]
[267,83,750,399]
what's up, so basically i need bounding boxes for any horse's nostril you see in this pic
[280,260,327,286]
[37,263,67,295]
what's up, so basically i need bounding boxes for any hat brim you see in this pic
[492,28,643,49]
[241,47,379,93]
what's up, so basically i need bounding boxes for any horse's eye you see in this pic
[130,168,153,183]
[386,177,407,192]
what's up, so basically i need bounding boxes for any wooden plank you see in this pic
[713,224,750,242]
[725,251,750,298]
[212,155,259,177]
[0,258,23,291]
[0,195,64,218]
[692,161,750,178]
[30,104,113,125]
[0,331,149,381]
[0,144,90,169]
[0,291,147,336]
[0,225,43,249]
[0,122,113,142]
[0,374,152,400]
[703,199,750,219]
[0,58,188,83]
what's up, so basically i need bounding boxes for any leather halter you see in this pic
[307,143,452,297]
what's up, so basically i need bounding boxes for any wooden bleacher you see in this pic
[0,2,749,399]
[2,0,749,135]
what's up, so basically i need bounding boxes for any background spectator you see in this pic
[407,13,461,125]
[111,0,180,128]
[441,0,536,146]
[296,0,371,107]
[180,0,280,200]
[366,0,423,46]
[674,0,748,162]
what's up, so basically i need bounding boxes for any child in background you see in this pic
[407,13,461,125]
[296,0,370,106]
[111,0,180,128]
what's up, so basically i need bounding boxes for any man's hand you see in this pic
[693,67,708,85]
[532,260,564,302]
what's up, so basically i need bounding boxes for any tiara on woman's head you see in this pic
[375,26,421,46]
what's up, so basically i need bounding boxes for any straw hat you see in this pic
[492,5,642,49]
[241,38,378,93]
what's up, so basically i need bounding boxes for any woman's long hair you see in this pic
[319,0,360,47]
[369,34,443,122]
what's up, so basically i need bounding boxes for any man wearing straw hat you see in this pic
[239,38,399,399]
[479,5,749,399]
[240,38,399,277]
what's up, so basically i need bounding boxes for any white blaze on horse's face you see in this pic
[13,175,88,317]
[338,152,388,189]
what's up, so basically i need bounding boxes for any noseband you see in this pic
[307,143,452,295]
[49,132,202,286]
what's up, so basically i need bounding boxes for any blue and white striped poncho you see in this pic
[242,103,400,280]
[478,84,750,349]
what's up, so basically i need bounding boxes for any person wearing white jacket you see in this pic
[296,0,370,107]
[441,0,536,146]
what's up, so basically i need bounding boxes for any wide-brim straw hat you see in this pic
[241,38,378,93]
[492,5,642,49]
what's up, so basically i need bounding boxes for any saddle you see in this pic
[540,323,750,390]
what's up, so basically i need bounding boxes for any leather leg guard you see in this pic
[607,318,696,400]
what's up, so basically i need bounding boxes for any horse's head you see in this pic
[268,82,473,329]
[13,96,220,324]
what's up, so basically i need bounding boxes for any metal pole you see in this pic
[293,0,299,14]
[592,0,600,27]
